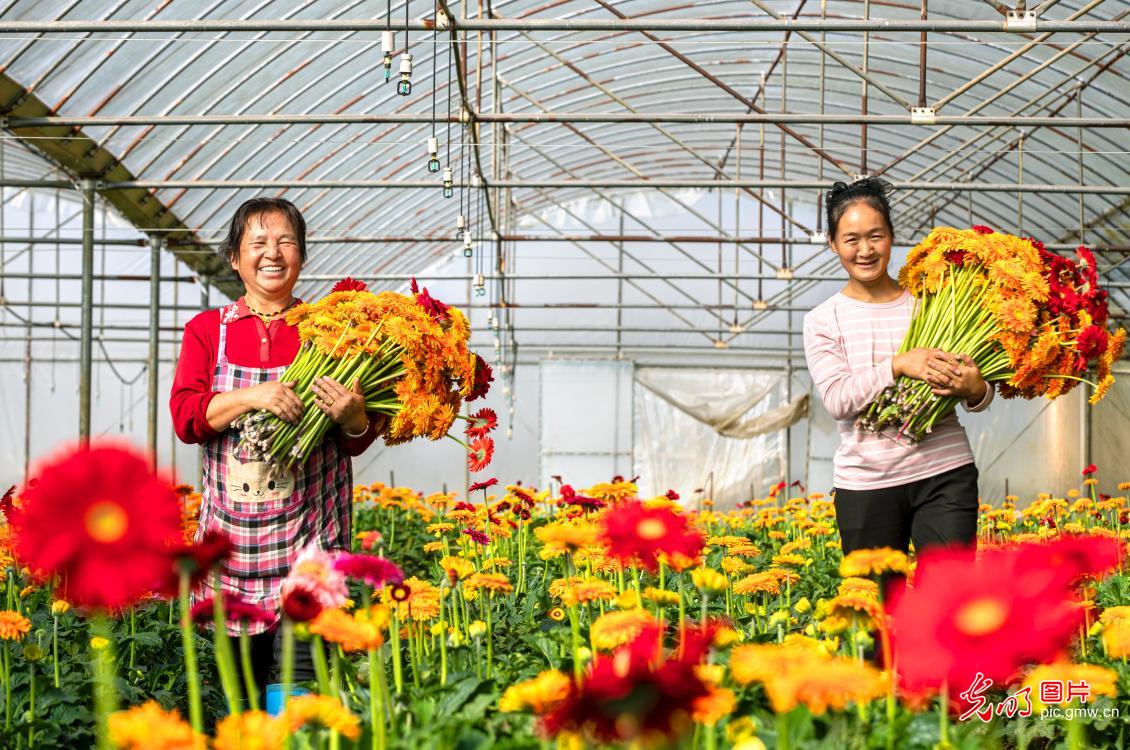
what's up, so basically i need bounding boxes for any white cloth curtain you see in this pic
[633,368,808,508]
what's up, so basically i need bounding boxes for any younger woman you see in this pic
[802,178,993,558]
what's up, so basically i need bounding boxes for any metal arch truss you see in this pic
[1,4,1129,452]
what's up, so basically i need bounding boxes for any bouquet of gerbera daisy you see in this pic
[234,278,497,470]
[858,226,1125,442]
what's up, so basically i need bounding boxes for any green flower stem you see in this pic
[28,661,35,749]
[90,614,118,750]
[567,605,583,683]
[939,684,950,748]
[211,579,243,716]
[239,625,260,712]
[178,571,203,734]
[52,614,60,688]
[367,647,386,750]
[485,594,494,679]
[389,612,404,694]
[281,618,295,750]
[312,635,333,696]
[438,587,448,686]
[2,641,9,730]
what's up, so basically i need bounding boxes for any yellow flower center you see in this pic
[84,500,128,544]
[955,597,1008,636]
[637,518,667,540]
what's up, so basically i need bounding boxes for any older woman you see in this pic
[170,196,383,701]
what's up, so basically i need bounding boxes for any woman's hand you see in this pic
[311,376,368,434]
[893,347,963,389]
[244,380,304,424]
[928,353,988,402]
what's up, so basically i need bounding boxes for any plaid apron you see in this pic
[195,303,353,635]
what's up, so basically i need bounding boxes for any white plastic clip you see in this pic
[435,8,450,30]
[910,107,936,125]
[809,231,827,244]
[1005,10,1037,32]
[776,267,794,281]
[752,299,769,311]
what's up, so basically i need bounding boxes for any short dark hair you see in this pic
[825,177,895,240]
[218,197,307,268]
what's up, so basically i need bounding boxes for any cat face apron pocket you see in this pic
[210,457,306,579]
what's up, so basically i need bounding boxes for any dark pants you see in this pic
[247,625,326,700]
[833,462,980,594]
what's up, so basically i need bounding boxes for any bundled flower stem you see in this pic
[235,278,495,471]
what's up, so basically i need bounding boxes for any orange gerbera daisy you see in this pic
[283,694,361,740]
[499,670,572,714]
[839,547,909,578]
[107,701,205,750]
[590,609,659,651]
[0,610,31,641]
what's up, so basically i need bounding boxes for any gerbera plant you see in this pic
[234,277,495,470]
[858,227,1125,442]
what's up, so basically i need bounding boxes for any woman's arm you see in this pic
[803,312,955,421]
[203,381,304,433]
[170,316,221,445]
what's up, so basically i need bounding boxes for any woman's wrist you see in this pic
[342,414,369,438]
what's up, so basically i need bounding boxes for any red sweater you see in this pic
[170,298,380,455]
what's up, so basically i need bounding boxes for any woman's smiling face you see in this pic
[830,201,893,285]
[230,210,303,300]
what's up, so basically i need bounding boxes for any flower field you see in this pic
[2,455,1130,749]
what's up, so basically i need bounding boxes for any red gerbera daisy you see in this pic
[467,436,495,472]
[601,500,704,572]
[463,528,491,546]
[13,443,183,610]
[333,553,404,587]
[409,277,451,322]
[468,477,498,493]
[465,408,498,438]
[541,623,715,744]
[971,224,994,235]
[1083,464,1097,477]
[889,543,1089,706]
[466,355,494,402]
[1075,325,1108,361]
[190,591,276,629]
[280,581,323,622]
[156,529,234,597]
[331,277,368,293]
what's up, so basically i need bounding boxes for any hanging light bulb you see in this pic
[442,167,453,198]
[427,137,440,173]
[382,31,395,82]
[462,230,473,257]
[475,272,486,296]
[397,53,413,95]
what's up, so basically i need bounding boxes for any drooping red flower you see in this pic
[541,623,714,744]
[281,581,324,622]
[331,277,368,293]
[468,478,498,493]
[466,355,493,402]
[333,553,404,587]
[1075,325,1108,361]
[156,529,234,596]
[409,277,451,322]
[565,494,605,510]
[0,485,16,524]
[601,500,704,572]
[467,436,495,472]
[889,543,1090,705]
[190,591,276,628]
[13,443,184,610]
[971,225,994,235]
[1076,246,1099,288]
[465,408,498,438]
[463,528,490,545]
[1083,464,1097,477]
[665,489,680,501]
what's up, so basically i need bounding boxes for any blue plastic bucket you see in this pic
[264,683,311,716]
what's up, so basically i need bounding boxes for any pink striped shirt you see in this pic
[802,290,993,490]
